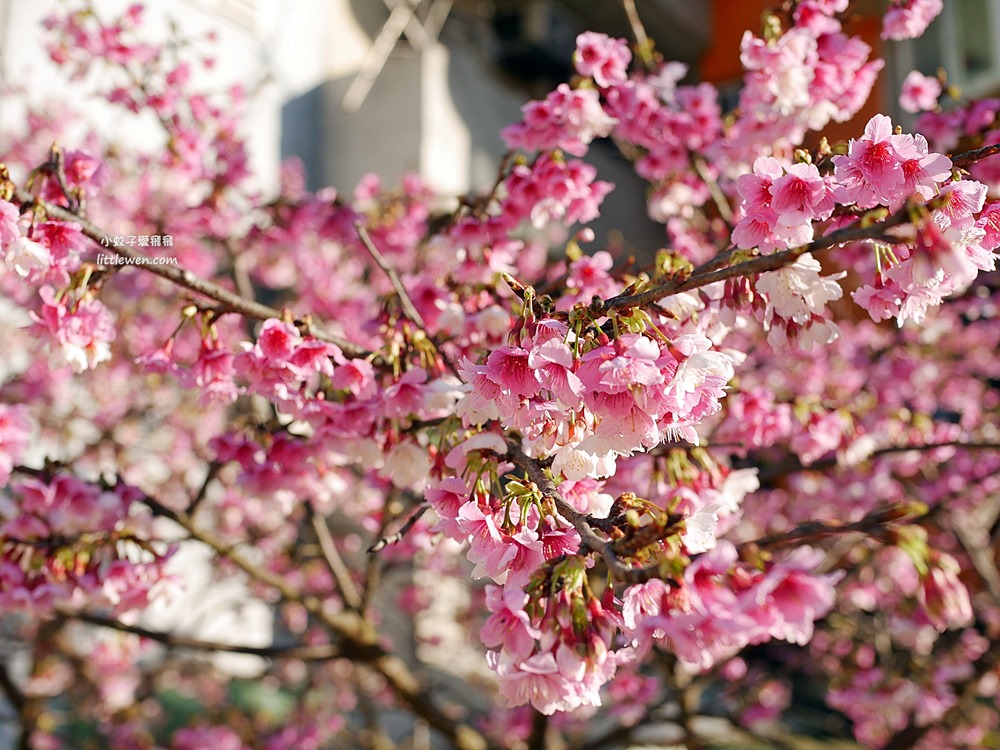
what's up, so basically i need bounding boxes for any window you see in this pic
[891,0,1000,102]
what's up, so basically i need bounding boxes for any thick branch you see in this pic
[950,140,1000,168]
[507,444,668,584]
[11,189,367,358]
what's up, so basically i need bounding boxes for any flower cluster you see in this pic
[832,114,952,210]
[0,474,170,613]
[460,323,734,471]
[726,5,882,163]
[501,84,617,157]
[899,70,942,113]
[881,0,943,41]
[484,558,619,715]
[0,405,31,486]
[622,544,841,670]
[31,285,117,373]
[756,253,845,349]
[732,157,835,252]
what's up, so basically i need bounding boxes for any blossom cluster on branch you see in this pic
[0,1,999,749]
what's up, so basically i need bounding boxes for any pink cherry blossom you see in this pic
[3,236,50,279]
[573,32,631,88]
[486,345,540,399]
[899,70,942,113]
[3,3,1000,746]
[917,552,973,631]
[882,0,943,41]
[30,286,117,372]
[833,114,913,208]
[0,200,18,248]
[502,84,617,157]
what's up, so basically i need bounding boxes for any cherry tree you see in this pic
[1,1,999,748]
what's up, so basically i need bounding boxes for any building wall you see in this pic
[0,0,376,189]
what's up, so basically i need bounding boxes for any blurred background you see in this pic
[3,0,993,245]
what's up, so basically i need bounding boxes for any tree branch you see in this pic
[59,608,343,660]
[355,221,426,329]
[0,661,26,715]
[591,201,918,315]
[950,140,1000,168]
[11,188,368,358]
[368,502,429,553]
[692,153,733,223]
[756,440,1000,483]
[737,502,926,552]
[622,0,650,57]
[507,444,671,584]
[306,501,363,611]
[186,460,222,515]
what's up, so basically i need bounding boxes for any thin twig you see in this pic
[691,153,733,223]
[47,144,79,213]
[60,608,342,660]
[307,501,363,610]
[622,0,650,56]
[361,491,398,613]
[737,503,926,552]
[186,460,222,515]
[368,502,429,553]
[355,221,426,329]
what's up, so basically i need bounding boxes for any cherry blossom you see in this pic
[899,70,943,113]
[882,0,944,41]
[1,2,999,747]
[573,32,631,88]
